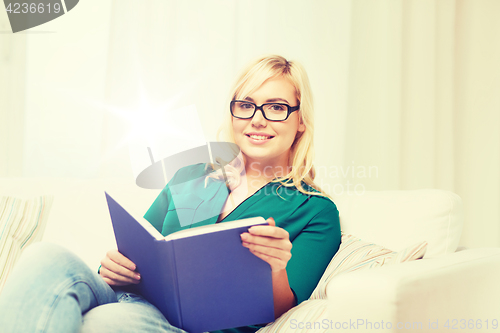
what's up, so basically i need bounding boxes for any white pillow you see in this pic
[0,195,53,294]
[333,189,463,258]
[310,233,427,299]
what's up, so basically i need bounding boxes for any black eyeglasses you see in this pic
[230,100,300,121]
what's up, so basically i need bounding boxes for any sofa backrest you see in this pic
[0,178,159,269]
[331,189,464,258]
[1,178,464,268]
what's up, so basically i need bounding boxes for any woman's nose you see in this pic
[251,109,267,127]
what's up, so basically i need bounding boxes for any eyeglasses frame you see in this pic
[230,100,300,122]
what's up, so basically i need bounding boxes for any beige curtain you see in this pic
[341,0,500,248]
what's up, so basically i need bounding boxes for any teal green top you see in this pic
[144,163,341,333]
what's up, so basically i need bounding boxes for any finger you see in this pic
[102,276,137,287]
[240,233,292,251]
[101,274,137,287]
[100,265,138,284]
[102,278,130,287]
[247,226,289,239]
[248,219,288,239]
[247,248,288,271]
[242,242,292,261]
[99,266,140,285]
[107,250,137,271]
[101,256,141,281]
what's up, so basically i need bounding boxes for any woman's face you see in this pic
[232,76,305,170]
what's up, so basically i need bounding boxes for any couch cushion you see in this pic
[332,189,463,258]
[310,233,427,299]
[257,234,426,333]
[0,195,53,294]
[257,299,329,333]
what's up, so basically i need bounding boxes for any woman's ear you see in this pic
[298,120,305,132]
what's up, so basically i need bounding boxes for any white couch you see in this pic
[0,178,159,271]
[1,178,500,333]
[325,191,500,333]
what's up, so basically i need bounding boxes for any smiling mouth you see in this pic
[246,134,275,140]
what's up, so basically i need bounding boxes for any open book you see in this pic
[105,192,274,333]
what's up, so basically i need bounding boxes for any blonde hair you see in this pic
[211,55,327,197]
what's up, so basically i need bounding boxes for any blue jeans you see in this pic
[0,242,187,333]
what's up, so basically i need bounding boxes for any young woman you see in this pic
[0,55,341,333]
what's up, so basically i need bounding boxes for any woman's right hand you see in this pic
[99,249,141,286]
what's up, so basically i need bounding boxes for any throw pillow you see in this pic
[310,233,427,299]
[0,195,53,294]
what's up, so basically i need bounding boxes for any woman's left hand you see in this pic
[240,217,292,272]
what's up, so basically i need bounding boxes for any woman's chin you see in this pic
[241,153,271,165]
[240,151,287,168]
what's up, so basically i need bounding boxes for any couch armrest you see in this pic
[326,248,500,332]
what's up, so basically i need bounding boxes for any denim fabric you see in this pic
[0,242,186,333]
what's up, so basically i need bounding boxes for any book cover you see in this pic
[105,192,275,333]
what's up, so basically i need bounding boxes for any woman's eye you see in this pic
[270,104,286,111]
[240,103,254,109]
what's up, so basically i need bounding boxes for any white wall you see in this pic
[1,0,499,249]
[21,1,112,177]
[7,1,350,183]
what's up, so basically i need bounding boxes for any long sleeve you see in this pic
[284,202,341,304]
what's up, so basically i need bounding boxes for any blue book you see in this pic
[105,192,275,333]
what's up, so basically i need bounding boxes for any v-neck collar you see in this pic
[165,168,312,234]
[217,181,272,223]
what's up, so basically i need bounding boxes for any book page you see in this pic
[164,216,266,241]
[135,216,164,240]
